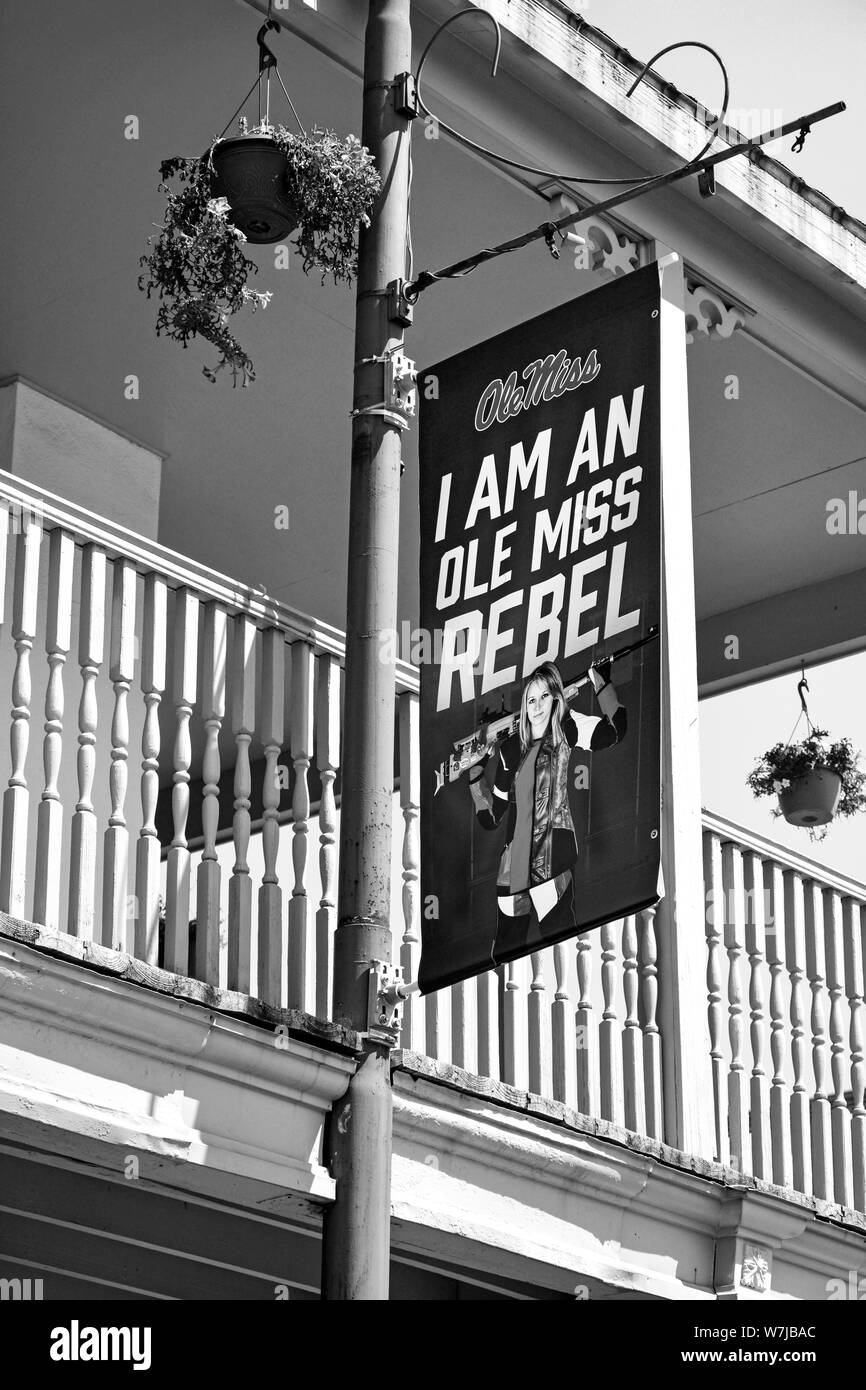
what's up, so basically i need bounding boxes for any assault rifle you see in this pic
[432,625,659,795]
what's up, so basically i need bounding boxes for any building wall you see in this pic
[0,380,162,540]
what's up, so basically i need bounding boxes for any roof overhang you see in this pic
[242,0,866,305]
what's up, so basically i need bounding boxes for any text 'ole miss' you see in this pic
[473,346,602,431]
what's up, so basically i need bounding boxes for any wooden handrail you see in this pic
[0,468,421,694]
[702,809,866,903]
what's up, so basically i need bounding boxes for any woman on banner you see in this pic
[468,657,626,963]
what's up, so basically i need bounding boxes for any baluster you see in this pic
[575,933,599,1117]
[702,830,727,1162]
[258,628,285,1006]
[134,575,167,965]
[721,843,749,1172]
[764,862,793,1187]
[742,852,771,1179]
[228,615,256,993]
[824,891,853,1207]
[527,950,551,1096]
[804,881,833,1199]
[0,516,42,917]
[195,602,226,985]
[0,501,9,625]
[315,657,341,1020]
[288,641,314,1012]
[784,871,816,1197]
[164,589,198,974]
[33,530,74,929]
[622,915,646,1133]
[452,975,479,1074]
[101,560,137,951]
[397,691,424,1049]
[639,906,663,1139]
[500,958,527,1089]
[843,897,866,1211]
[425,986,450,1064]
[599,919,624,1125]
[477,969,500,1080]
[784,870,812,1195]
[552,940,576,1107]
[67,546,106,938]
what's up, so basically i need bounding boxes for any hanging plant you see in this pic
[139,120,379,385]
[746,671,866,840]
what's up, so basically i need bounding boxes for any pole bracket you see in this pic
[350,404,412,431]
[394,73,419,119]
[697,165,716,198]
[365,960,404,1046]
[351,344,417,428]
[387,349,417,417]
[387,278,415,327]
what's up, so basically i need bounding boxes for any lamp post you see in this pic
[321,0,412,1301]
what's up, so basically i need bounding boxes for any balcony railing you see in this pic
[1,471,864,1218]
[702,811,866,1211]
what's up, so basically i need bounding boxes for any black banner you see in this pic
[417,267,663,994]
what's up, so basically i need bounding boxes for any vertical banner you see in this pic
[418,266,662,994]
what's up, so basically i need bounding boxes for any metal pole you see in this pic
[322,0,412,1301]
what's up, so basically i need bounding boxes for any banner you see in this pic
[417,266,663,994]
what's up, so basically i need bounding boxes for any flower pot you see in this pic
[778,768,842,827]
[210,135,299,244]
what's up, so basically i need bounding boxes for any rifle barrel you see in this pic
[455,624,660,749]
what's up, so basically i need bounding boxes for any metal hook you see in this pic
[797,661,810,718]
[791,123,811,154]
[415,8,501,100]
[257,19,280,74]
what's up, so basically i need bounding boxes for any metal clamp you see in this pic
[542,223,562,259]
[387,349,417,418]
[366,960,404,1046]
[394,72,419,119]
[387,278,415,327]
[697,165,716,198]
[351,344,416,432]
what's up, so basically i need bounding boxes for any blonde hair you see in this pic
[519,662,567,752]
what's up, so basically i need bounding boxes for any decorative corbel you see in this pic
[684,280,747,344]
[548,192,641,278]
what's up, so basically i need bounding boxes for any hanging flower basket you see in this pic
[139,121,379,384]
[210,132,300,244]
[776,767,842,826]
[139,19,380,382]
[747,727,866,841]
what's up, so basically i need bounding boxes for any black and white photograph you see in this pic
[0,0,864,1340]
